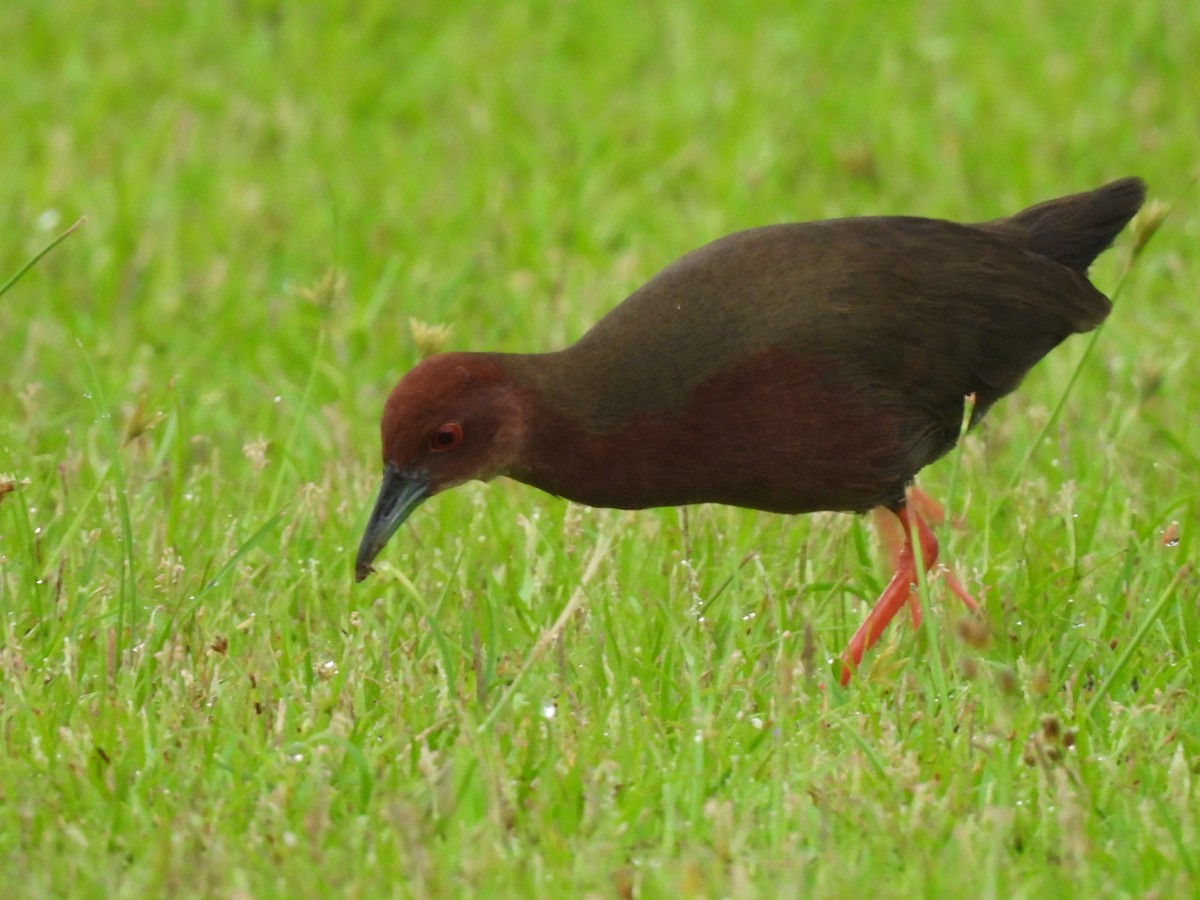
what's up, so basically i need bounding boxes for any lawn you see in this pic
[2,1,1197,896]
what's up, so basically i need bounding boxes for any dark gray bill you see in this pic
[354,464,431,582]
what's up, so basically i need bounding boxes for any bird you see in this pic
[355,177,1146,685]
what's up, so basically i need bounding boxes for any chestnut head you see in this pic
[355,353,525,581]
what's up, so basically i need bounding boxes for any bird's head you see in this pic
[355,352,526,581]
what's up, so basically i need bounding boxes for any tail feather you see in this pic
[980,177,1146,274]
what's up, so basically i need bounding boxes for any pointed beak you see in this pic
[354,464,431,582]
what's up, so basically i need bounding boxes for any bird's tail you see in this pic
[981,177,1147,275]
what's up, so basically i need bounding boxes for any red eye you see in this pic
[429,422,463,452]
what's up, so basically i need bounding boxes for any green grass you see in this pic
[2,1,1198,896]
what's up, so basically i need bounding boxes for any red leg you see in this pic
[940,567,980,613]
[906,485,946,528]
[840,503,979,685]
[871,506,905,571]
[871,503,926,631]
[903,485,978,614]
[874,485,949,571]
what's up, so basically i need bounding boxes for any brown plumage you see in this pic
[356,177,1145,683]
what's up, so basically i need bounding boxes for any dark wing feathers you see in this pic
[541,180,1141,445]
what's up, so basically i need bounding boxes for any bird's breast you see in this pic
[509,348,929,515]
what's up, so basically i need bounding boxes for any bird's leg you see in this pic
[870,485,973,630]
[872,485,947,568]
[940,566,980,613]
[870,507,924,629]
[841,505,935,684]
[906,486,979,613]
[906,484,948,528]
[841,502,980,685]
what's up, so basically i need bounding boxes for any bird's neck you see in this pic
[490,350,685,509]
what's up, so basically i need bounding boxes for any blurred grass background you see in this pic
[1,1,1198,896]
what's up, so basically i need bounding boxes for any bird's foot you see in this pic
[839,504,980,685]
